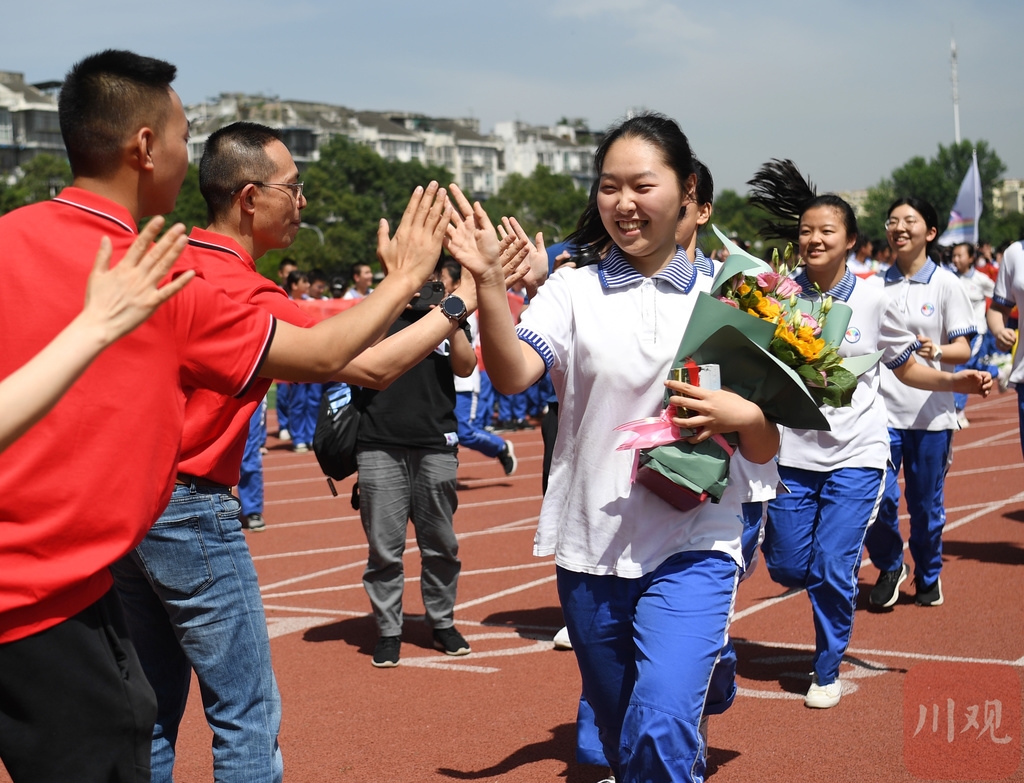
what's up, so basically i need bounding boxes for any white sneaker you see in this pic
[804,674,842,709]
[278,428,292,442]
[553,626,572,650]
[956,411,970,429]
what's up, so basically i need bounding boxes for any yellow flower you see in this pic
[775,322,825,361]
[754,295,782,320]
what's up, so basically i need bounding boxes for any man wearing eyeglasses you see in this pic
[110,121,489,783]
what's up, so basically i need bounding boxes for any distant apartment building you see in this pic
[184,93,597,200]
[0,71,65,171]
[993,179,1024,216]
[494,120,597,192]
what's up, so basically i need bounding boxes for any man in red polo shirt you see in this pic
[0,50,446,783]
[112,121,483,783]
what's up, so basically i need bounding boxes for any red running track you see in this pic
[4,392,1023,782]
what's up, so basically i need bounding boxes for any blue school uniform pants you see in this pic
[558,551,739,783]
[865,428,953,589]
[238,399,266,517]
[763,466,884,684]
[574,503,762,767]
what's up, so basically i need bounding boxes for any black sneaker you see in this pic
[371,636,401,667]
[243,513,266,532]
[915,577,944,607]
[498,440,518,476]
[432,626,471,656]
[869,562,909,608]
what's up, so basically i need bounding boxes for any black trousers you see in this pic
[0,588,157,783]
[541,401,559,494]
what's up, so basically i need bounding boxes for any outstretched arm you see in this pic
[260,182,452,381]
[0,217,192,453]
[892,355,992,396]
[333,273,481,389]
[914,334,971,365]
[443,184,545,395]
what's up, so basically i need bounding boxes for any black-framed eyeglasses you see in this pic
[231,181,304,200]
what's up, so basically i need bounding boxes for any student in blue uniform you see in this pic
[747,160,991,710]
[865,198,976,609]
[448,113,779,782]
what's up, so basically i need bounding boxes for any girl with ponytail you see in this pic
[746,160,990,709]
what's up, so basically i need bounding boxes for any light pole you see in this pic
[299,221,324,246]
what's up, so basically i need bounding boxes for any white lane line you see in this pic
[947,463,1022,478]
[262,560,555,598]
[732,489,1024,624]
[252,517,539,562]
[733,638,1024,667]
[454,575,558,611]
[266,489,545,508]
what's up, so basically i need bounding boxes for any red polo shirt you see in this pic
[0,189,275,643]
[174,227,319,486]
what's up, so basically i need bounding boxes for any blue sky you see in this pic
[5,0,1022,193]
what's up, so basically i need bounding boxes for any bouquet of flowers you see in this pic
[616,226,881,511]
[715,246,858,409]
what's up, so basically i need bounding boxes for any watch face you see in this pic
[442,295,466,319]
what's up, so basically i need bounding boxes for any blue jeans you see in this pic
[111,484,283,783]
[239,398,267,516]
[559,552,739,783]
[866,428,953,588]
[764,466,884,684]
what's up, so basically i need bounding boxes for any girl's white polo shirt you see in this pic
[516,246,744,578]
[879,259,976,430]
[778,270,920,473]
[993,241,1024,386]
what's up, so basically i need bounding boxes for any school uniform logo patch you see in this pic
[920,303,936,317]
[845,327,861,343]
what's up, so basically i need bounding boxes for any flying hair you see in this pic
[747,158,858,244]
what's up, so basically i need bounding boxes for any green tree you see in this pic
[0,154,72,214]
[283,135,451,280]
[164,164,207,231]
[862,140,1007,243]
[482,166,588,243]
[704,189,782,257]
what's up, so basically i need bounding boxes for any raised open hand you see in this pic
[498,216,549,297]
[377,181,452,281]
[443,184,503,282]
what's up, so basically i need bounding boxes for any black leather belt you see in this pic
[174,473,231,493]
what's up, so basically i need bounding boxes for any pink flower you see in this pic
[755,271,782,291]
[775,276,802,298]
[800,312,821,335]
[718,296,740,308]
[756,271,801,298]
